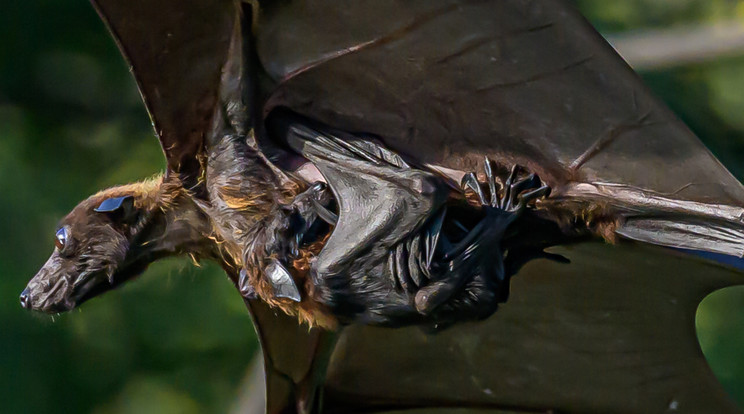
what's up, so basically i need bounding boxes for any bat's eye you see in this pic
[55,227,69,251]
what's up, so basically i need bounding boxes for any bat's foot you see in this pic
[461,159,550,212]
[411,161,553,325]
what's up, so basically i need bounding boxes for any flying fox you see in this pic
[21,4,560,330]
[20,0,744,413]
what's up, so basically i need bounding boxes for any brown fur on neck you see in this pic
[86,174,220,260]
[87,174,191,220]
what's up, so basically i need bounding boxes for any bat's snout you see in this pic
[20,275,76,313]
[21,254,78,313]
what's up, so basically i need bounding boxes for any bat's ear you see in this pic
[94,196,137,222]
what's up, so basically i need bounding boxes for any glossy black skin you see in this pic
[266,110,563,327]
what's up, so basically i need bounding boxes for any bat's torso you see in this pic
[199,129,338,328]
[199,108,564,329]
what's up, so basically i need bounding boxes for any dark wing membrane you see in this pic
[316,243,741,413]
[91,0,235,180]
[255,0,744,254]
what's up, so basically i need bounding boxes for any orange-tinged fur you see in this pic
[93,174,337,329]
[222,177,337,329]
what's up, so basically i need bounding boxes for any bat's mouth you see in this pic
[21,258,150,314]
[20,273,103,314]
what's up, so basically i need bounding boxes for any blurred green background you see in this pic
[2,0,744,412]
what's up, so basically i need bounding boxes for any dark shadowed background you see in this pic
[2,0,744,412]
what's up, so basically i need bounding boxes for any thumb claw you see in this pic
[265,259,302,302]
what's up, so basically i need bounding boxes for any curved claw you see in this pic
[310,181,326,193]
[311,196,338,225]
[287,181,336,256]
[510,173,538,195]
[484,157,500,207]
[501,164,520,209]
[300,182,338,225]
[515,184,551,212]
[506,173,539,210]
[461,172,487,205]
[265,259,302,302]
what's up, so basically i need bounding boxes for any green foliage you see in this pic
[574,0,744,32]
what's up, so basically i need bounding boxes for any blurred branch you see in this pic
[230,356,266,414]
[608,20,744,70]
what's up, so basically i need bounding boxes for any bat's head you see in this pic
[19,179,201,313]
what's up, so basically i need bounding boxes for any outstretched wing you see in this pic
[254,0,744,256]
[90,0,234,183]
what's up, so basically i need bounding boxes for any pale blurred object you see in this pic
[610,20,744,70]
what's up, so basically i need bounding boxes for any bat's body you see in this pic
[268,110,562,327]
[19,0,744,412]
[180,11,565,329]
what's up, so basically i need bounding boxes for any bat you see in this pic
[20,0,744,413]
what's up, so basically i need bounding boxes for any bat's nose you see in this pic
[19,288,31,309]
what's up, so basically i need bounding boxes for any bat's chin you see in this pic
[27,300,76,314]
